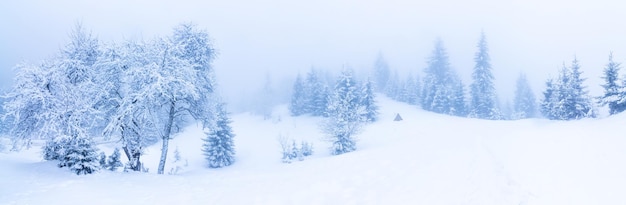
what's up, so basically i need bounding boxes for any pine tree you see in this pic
[513,73,537,119]
[450,80,468,117]
[57,135,101,175]
[289,74,307,116]
[305,69,329,116]
[323,68,362,155]
[422,39,460,115]
[202,102,236,168]
[599,53,626,115]
[99,152,107,169]
[541,78,557,119]
[400,75,418,104]
[385,70,401,100]
[541,58,596,120]
[565,58,595,119]
[469,32,499,119]
[107,147,123,171]
[373,53,391,92]
[360,79,379,122]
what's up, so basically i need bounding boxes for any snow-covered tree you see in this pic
[385,70,401,100]
[57,135,101,175]
[360,78,379,122]
[540,78,557,119]
[5,23,102,173]
[563,58,595,119]
[541,58,596,120]
[323,68,363,155]
[103,23,217,174]
[513,73,537,119]
[450,79,468,117]
[289,74,307,116]
[305,68,329,116]
[399,75,419,105]
[202,102,236,168]
[107,147,123,171]
[599,53,626,115]
[99,152,107,169]
[421,39,461,115]
[469,32,499,119]
[373,53,391,92]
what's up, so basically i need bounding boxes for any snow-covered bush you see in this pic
[279,136,313,163]
[169,147,188,175]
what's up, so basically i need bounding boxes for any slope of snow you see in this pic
[1,95,626,204]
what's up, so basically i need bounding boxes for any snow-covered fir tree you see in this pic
[323,68,363,155]
[599,53,626,115]
[289,74,307,116]
[373,53,391,92]
[541,58,596,120]
[202,102,236,168]
[540,78,557,119]
[469,32,499,119]
[564,58,596,119]
[107,147,123,171]
[450,79,468,117]
[399,75,419,105]
[421,39,461,115]
[305,68,329,116]
[385,70,401,100]
[57,135,101,175]
[513,73,537,119]
[360,79,379,122]
[99,152,107,169]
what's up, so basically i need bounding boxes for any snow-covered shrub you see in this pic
[301,141,313,157]
[168,147,188,175]
[279,136,314,163]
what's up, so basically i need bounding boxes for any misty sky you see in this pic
[2,0,626,106]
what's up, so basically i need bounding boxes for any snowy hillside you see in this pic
[1,95,626,204]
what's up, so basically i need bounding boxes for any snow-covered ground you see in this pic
[1,96,625,204]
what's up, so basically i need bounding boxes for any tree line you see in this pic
[364,32,626,120]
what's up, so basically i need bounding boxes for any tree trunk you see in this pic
[157,102,176,174]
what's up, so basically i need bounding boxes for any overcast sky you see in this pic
[2,0,626,106]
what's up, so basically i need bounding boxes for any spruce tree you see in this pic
[323,68,362,155]
[373,53,391,92]
[421,39,459,115]
[360,79,379,122]
[541,78,557,119]
[58,135,101,175]
[541,58,595,120]
[289,74,307,116]
[565,58,595,119]
[305,69,329,116]
[513,73,537,119]
[202,102,236,168]
[107,147,123,171]
[450,80,468,117]
[599,53,626,115]
[469,32,499,119]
